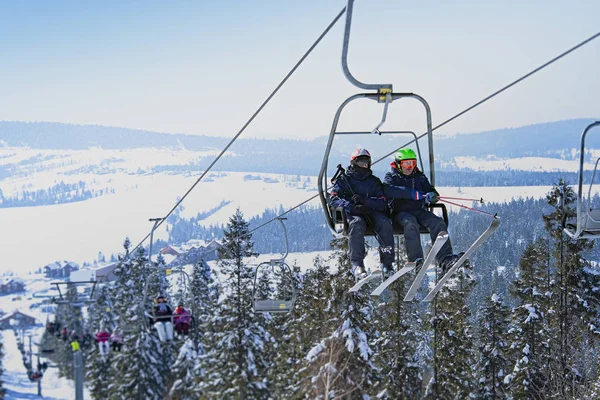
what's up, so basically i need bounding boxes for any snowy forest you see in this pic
[24,180,600,399]
[0,181,108,208]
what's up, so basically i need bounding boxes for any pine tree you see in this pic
[0,334,5,400]
[111,248,170,400]
[268,261,308,399]
[429,276,478,399]
[85,285,118,400]
[543,180,600,397]
[304,238,380,398]
[506,240,553,399]
[168,339,199,400]
[476,294,512,399]
[202,208,272,399]
[169,259,219,399]
[371,241,424,398]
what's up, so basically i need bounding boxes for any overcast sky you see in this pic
[1,0,598,140]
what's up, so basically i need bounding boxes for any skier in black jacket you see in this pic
[329,148,395,279]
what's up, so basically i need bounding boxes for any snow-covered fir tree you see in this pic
[201,208,272,398]
[0,334,5,400]
[371,241,424,398]
[476,293,512,399]
[110,248,171,400]
[305,238,380,398]
[506,240,553,399]
[543,180,600,397]
[169,258,220,399]
[85,285,118,399]
[428,274,477,399]
[267,261,307,399]
[168,339,199,400]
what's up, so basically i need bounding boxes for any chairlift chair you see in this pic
[564,121,600,239]
[317,1,448,238]
[141,266,192,337]
[50,281,98,305]
[252,218,297,313]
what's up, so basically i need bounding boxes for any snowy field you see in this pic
[0,273,91,399]
[2,145,598,275]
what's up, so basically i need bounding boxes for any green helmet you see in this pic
[395,148,417,162]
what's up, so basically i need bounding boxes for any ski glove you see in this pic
[411,190,427,201]
[425,192,439,204]
[351,194,365,205]
[351,204,367,214]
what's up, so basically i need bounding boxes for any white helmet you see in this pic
[350,148,371,168]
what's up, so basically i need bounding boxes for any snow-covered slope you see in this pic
[0,273,91,399]
[1,144,598,275]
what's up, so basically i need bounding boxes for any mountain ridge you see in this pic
[2,118,599,158]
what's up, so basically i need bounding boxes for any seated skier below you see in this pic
[152,294,174,342]
[95,328,111,357]
[173,302,192,336]
[110,329,123,352]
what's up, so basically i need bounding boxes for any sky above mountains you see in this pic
[0,1,598,140]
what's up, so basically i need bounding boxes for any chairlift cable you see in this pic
[376,30,600,163]
[128,7,347,256]
[248,30,600,235]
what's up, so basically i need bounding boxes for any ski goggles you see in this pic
[355,158,371,168]
[398,159,417,168]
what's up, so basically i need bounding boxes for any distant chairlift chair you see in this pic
[564,121,600,239]
[252,218,297,313]
[142,266,192,340]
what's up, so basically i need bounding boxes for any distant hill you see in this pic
[1,118,599,169]
[434,119,600,162]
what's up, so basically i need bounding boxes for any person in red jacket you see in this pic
[95,328,111,357]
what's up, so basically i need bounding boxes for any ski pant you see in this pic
[111,342,123,352]
[347,210,394,268]
[97,341,109,356]
[393,209,453,263]
[154,321,174,342]
[175,322,190,335]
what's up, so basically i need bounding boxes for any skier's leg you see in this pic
[154,322,167,342]
[98,342,107,356]
[416,210,454,263]
[370,211,395,268]
[394,212,424,261]
[164,321,174,341]
[347,215,367,270]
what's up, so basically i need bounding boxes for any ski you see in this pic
[403,232,449,302]
[349,270,383,293]
[423,217,501,302]
[371,262,416,297]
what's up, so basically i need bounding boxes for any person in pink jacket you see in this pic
[110,329,123,352]
[173,302,192,336]
[95,328,111,356]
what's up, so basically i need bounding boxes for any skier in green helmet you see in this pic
[384,148,460,273]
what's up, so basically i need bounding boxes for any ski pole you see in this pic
[438,196,484,203]
[439,199,498,218]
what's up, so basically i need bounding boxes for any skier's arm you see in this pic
[383,183,426,200]
[329,180,352,211]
